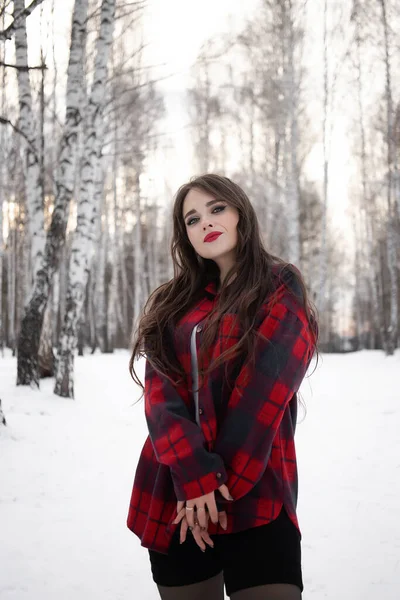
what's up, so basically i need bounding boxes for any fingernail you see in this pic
[228,495,234,501]
[201,548,206,553]
[222,524,227,530]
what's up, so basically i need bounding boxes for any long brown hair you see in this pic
[129,173,319,406]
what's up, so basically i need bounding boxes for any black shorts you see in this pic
[148,505,303,597]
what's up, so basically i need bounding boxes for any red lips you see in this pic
[204,232,222,242]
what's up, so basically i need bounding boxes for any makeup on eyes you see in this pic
[186,204,226,226]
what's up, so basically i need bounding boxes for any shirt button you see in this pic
[216,472,222,479]
[196,324,203,332]
[199,408,203,415]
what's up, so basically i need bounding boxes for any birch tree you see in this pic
[377,0,398,355]
[0,33,5,354]
[54,0,116,398]
[17,0,89,386]
[13,0,45,284]
[0,0,45,41]
[280,0,301,266]
[351,0,383,349]
[317,0,329,339]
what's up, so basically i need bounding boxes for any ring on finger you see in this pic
[186,506,194,511]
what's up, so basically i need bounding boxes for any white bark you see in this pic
[13,0,45,284]
[0,0,46,41]
[108,163,124,345]
[378,0,398,355]
[7,216,16,352]
[133,172,143,329]
[0,169,3,353]
[17,0,89,386]
[317,0,329,344]
[108,116,124,345]
[0,44,5,353]
[54,0,116,398]
[285,0,300,265]
[353,8,382,348]
[94,157,107,353]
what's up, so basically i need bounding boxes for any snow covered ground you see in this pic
[1,348,399,599]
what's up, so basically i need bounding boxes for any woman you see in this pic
[127,174,319,600]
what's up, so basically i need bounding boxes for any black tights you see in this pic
[157,572,302,600]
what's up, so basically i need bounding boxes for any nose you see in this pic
[202,220,214,230]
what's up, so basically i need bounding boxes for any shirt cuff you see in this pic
[171,464,228,501]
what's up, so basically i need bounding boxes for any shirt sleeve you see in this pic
[213,285,315,500]
[144,358,227,501]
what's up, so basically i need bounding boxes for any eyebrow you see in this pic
[184,199,223,221]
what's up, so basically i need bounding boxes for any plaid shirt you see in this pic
[127,264,316,554]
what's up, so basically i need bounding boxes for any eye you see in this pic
[186,204,226,226]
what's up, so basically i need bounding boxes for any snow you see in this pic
[1,348,400,599]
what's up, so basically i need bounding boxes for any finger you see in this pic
[180,518,188,544]
[177,500,185,513]
[196,506,207,529]
[185,505,195,528]
[218,484,234,501]
[218,511,227,530]
[192,525,206,551]
[200,528,214,548]
[206,497,218,524]
[172,507,186,525]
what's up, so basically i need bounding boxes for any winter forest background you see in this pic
[0,0,399,400]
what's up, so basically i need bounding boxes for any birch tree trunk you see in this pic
[7,224,16,353]
[93,156,108,353]
[133,171,143,327]
[378,0,398,355]
[318,0,329,346]
[54,0,116,398]
[285,0,300,266]
[0,170,3,353]
[0,45,5,354]
[17,0,89,386]
[353,5,383,348]
[13,0,45,284]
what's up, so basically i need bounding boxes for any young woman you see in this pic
[127,174,319,600]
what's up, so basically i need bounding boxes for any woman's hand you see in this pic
[172,484,232,550]
[178,511,215,551]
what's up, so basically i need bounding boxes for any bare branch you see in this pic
[0,1,13,20]
[0,60,47,71]
[0,115,39,158]
[0,0,45,41]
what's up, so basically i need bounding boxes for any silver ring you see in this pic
[186,506,194,511]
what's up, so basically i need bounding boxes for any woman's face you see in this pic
[182,187,240,261]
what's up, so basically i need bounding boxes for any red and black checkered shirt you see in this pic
[127,264,316,554]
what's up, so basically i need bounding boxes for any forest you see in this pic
[0,0,399,401]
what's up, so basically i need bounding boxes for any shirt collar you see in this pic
[204,280,219,297]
